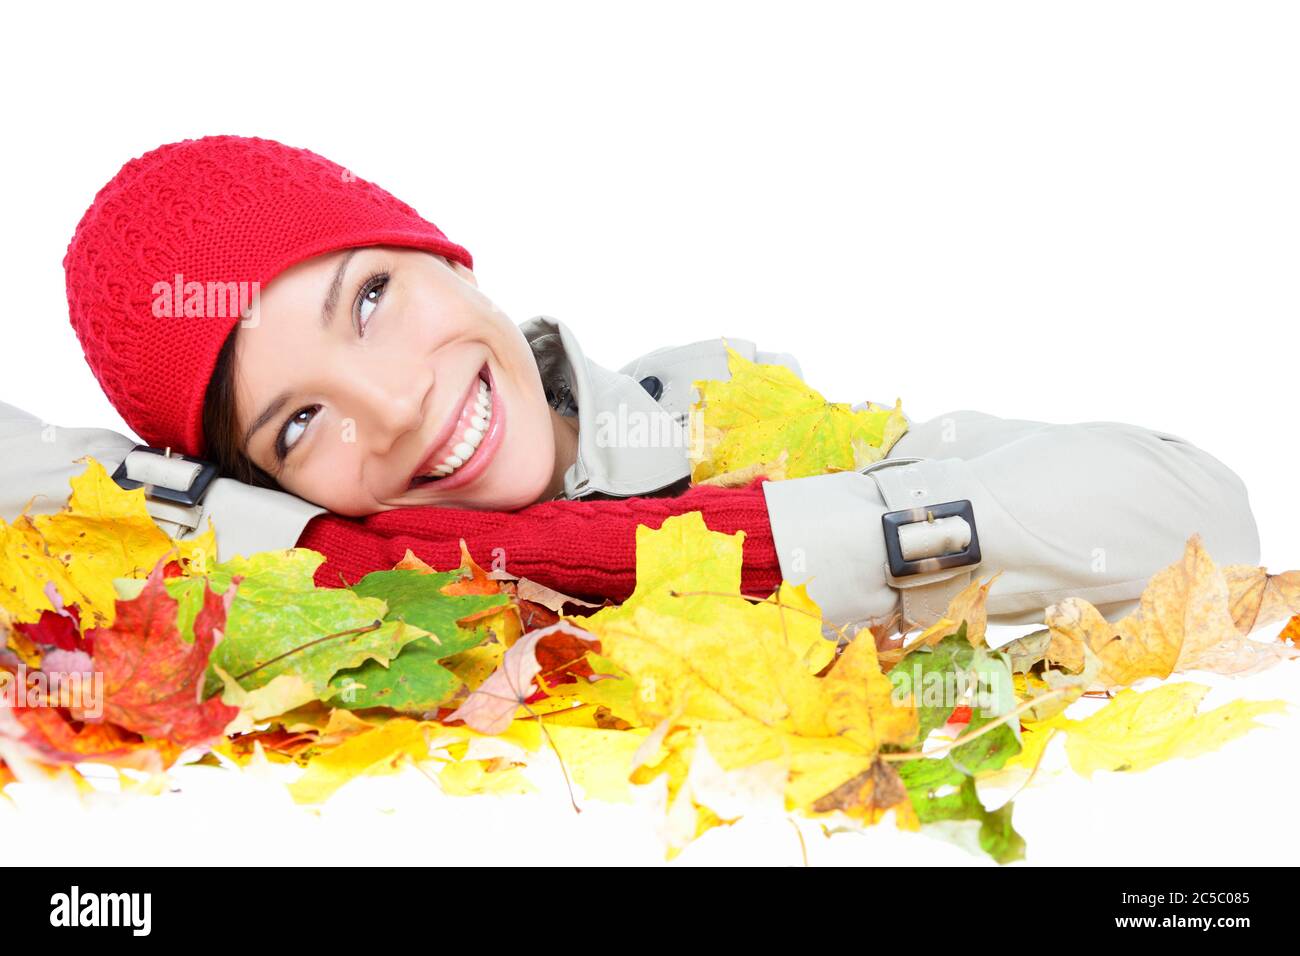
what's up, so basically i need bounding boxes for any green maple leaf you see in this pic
[896,758,1026,864]
[328,569,511,714]
[888,626,976,745]
[889,626,1026,863]
[161,550,422,699]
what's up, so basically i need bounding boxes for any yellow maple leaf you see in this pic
[538,723,652,803]
[687,344,907,484]
[0,457,215,628]
[0,511,94,626]
[571,511,918,834]
[1026,682,1286,778]
[213,665,319,735]
[435,758,536,796]
[288,717,433,804]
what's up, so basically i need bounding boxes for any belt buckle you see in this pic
[881,499,981,578]
[111,445,219,508]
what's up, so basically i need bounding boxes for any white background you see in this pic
[1,1,1297,866]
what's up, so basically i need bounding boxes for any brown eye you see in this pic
[355,273,389,335]
[277,405,320,458]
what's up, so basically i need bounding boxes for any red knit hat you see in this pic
[64,134,473,458]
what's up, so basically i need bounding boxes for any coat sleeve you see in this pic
[0,400,324,561]
[761,409,1262,629]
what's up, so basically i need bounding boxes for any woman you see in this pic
[0,135,1262,633]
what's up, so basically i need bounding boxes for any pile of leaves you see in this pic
[1,359,1297,862]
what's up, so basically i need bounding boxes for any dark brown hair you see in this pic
[201,331,281,490]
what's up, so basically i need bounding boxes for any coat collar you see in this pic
[519,316,692,500]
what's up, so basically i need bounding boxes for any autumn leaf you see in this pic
[0,703,178,774]
[11,585,85,655]
[327,556,518,714]
[1021,643,1103,722]
[1221,565,1300,634]
[535,722,651,803]
[287,717,432,805]
[887,624,1026,756]
[568,511,917,829]
[160,549,426,701]
[0,458,215,630]
[399,542,526,642]
[446,618,603,734]
[213,665,320,735]
[810,756,912,826]
[1282,615,1300,645]
[894,757,1026,863]
[659,735,790,850]
[536,649,641,728]
[1044,534,1300,687]
[0,557,237,772]
[286,716,548,805]
[687,344,907,484]
[88,558,240,747]
[1024,682,1287,778]
[0,510,92,628]
[694,449,790,488]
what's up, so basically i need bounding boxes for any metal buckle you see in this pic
[881,499,981,578]
[111,445,219,507]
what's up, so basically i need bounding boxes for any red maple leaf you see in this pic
[13,597,86,652]
[86,559,240,749]
[0,704,180,771]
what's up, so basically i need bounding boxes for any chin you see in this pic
[469,469,556,511]
[489,484,553,511]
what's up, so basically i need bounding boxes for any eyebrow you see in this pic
[241,249,362,454]
[321,247,360,328]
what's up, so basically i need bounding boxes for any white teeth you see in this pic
[420,376,494,481]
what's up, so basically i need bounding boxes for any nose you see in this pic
[331,352,427,452]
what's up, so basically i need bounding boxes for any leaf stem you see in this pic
[230,620,384,683]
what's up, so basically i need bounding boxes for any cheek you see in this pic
[283,439,374,515]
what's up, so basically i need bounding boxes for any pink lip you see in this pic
[407,362,505,493]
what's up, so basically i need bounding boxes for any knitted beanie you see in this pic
[64,134,473,458]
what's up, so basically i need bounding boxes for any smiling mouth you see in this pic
[408,364,497,489]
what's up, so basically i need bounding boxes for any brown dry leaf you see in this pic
[512,577,602,612]
[1221,565,1300,634]
[1045,534,1300,687]
[809,755,911,824]
[445,619,602,734]
[899,572,1003,654]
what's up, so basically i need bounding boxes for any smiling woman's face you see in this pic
[230,245,570,515]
